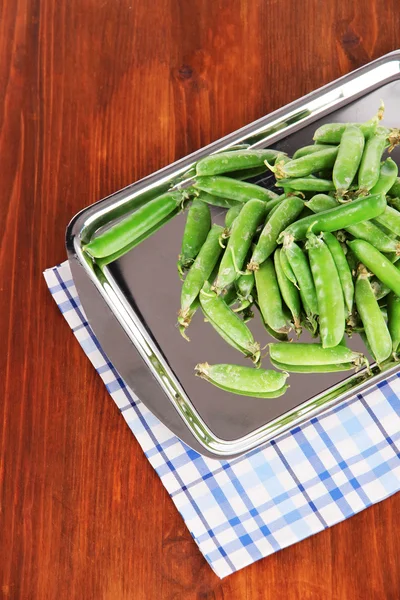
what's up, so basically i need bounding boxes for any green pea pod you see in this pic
[273,146,338,179]
[388,196,400,211]
[347,239,400,297]
[305,193,400,253]
[264,195,285,215]
[256,303,289,341]
[306,233,345,348]
[269,342,365,367]
[271,359,355,373]
[388,177,400,198]
[275,177,336,192]
[195,191,241,209]
[358,128,388,193]
[178,198,211,276]
[284,239,318,327]
[193,176,276,203]
[248,197,304,270]
[195,363,289,398]
[84,191,183,258]
[254,257,289,333]
[274,248,301,332]
[370,277,391,301]
[214,199,268,293]
[225,204,242,229]
[323,232,354,316]
[178,224,224,327]
[370,157,398,195]
[374,205,400,238]
[229,165,269,181]
[196,149,283,177]
[280,246,298,286]
[355,269,392,364]
[199,282,261,364]
[387,291,400,355]
[292,144,337,160]
[313,106,383,144]
[333,124,365,195]
[236,271,255,305]
[96,211,177,269]
[279,193,386,241]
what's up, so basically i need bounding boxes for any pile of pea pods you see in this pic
[84,104,400,399]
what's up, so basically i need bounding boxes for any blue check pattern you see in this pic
[44,262,400,579]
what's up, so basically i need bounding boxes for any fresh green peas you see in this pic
[194,191,242,209]
[178,198,211,277]
[388,196,400,211]
[199,282,261,364]
[355,268,392,364]
[347,239,400,297]
[333,124,365,195]
[228,165,269,181]
[358,128,388,193]
[273,146,338,179]
[255,257,289,333]
[271,360,355,373]
[322,232,354,316]
[279,193,386,241]
[178,224,224,330]
[214,199,268,293]
[370,157,398,195]
[370,278,391,301]
[313,107,383,144]
[84,191,183,258]
[225,204,242,229]
[283,240,318,327]
[248,197,304,270]
[279,244,298,286]
[193,176,276,203]
[269,342,366,370]
[305,194,337,212]
[388,178,400,198]
[374,205,400,238]
[306,232,345,348]
[387,291,400,356]
[236,271,255,306]
[274,248,301,333]
[195,363,289,397]
[292,144,337,160]
[275,177,336,192]
[195,149,283,177]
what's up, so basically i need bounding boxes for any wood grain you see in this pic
[1,1,399,598]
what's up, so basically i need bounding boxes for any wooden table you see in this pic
[1,1,400,598]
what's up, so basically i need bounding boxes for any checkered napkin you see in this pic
[44,261,400,579]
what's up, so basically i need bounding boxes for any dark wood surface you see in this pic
[1,1,400,598]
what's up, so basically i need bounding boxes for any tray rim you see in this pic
[66,50,400,458]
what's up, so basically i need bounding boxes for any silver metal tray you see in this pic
[66,50,400,459]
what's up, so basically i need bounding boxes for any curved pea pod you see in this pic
[177,198,211,276]
[374,205,400,238]
[225,204,242,229]
[254,257,289,333]
[274,248,301,333]
[388,177,400,198]
[269,342,366,369]
[84,191,183,258]
[272,146,338,179]
[271,360,355,373]
[229,164,269,181]
[264,195,285,216]
[355,269,392,364]
[305,194,400,253]
[358,128,388,193]
[292,144,337,160]
[332,124,365,195]
[214,199,268,293]
[256,303,289,341]
[275,177,336,192]
[347,239,400,297]
[313,105,384,144]
[279,193,386,241]
[195,149,283,176]
[236,271,255,306]
[306,233,345,348]
[248,196,304,270]
[280,245,298,286]
[322,232,354,316]
[193,176,276,203]
[387,291,400,356]
[178,224,224,328]
[283,239,318,328]
[195,191,241,209]
[199,282,261,364]
[370,157,398,195]
[195,363,288,398]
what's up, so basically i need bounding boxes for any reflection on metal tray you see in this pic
[66,51,400,459]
